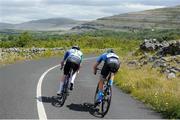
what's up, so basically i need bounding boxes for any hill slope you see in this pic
[72,5,180,31]
[0,23,14,29]
[0,18,84,31]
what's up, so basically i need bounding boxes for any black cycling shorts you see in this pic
[64,59,79,75]
[101,58,120,79]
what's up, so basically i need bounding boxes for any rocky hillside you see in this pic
[1,5,180,32]
[127,39,180,79]
[72,5,180,31]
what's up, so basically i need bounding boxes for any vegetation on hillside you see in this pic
[1,29,180,48]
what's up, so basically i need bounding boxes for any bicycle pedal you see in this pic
[57,93,62,96]
[94,101,101,107]
[94,108,99,112]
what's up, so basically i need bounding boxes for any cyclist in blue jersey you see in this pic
[57,46,83,95]
[93,49,120,103]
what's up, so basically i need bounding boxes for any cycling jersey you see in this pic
[97,53,119,63]
[97,52,120,78]
[63,49,83,64]
[63,49,83,75]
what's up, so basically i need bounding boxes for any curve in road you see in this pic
[0,56,162,119]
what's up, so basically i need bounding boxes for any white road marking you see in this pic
[36,64,60,119]
[36,57,96,119]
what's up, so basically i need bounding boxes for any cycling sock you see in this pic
[97,90,103,101]
[98,90,103,97]
[109,79,113,86]
[70,72,77,84]
[58,81,64,93]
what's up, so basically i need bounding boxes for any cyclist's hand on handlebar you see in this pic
[60,65,64,70]
[60,66,63,70]
[60,61,64,70]
[93,68,97,75]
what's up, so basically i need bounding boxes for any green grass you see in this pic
[114,63,180,118]
[0,50,64,66]
[0,48,104,67]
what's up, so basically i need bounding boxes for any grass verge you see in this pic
[115,64,180,118]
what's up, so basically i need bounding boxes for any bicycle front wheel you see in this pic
[101,86,112,117]
[94,83,112,117]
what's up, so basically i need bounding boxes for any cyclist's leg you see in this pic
[69,63,79,90]
[109,73,114,86]
[57,61,71,95]
[97,64,109,102]
[109,66,119,86]
[70,72,77,84]
[109,61,120,86]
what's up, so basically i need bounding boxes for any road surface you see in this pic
[0,56,162,119]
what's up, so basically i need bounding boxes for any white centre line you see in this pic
[36,57,96,119]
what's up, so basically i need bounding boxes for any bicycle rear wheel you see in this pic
[55,76,69,106]
[52,95,64,107]
[61,77,69,105]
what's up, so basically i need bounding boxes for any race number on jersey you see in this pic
[106,53,119,59]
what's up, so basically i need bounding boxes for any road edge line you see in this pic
[36,65,60,120]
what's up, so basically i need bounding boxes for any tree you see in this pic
[8,35,14,41]
[16,32,32,47]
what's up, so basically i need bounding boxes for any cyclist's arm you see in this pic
[63,51,70,61]
[61,51,70,68]
[80,54,83,64]
[93,54,106,74]
[93,62,100,75]
[79,54,83,70]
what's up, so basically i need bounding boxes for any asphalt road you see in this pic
[0,56,162,119]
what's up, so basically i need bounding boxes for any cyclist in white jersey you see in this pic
[57,46,83,95]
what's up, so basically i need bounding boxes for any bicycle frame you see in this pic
[56,68,73,106]
[62,68,73,94]
[94,69,113,117]
[52,67,74,107]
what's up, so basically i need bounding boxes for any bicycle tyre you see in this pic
[94,82,112,117]
[101,85,112,117]
[60,76,69,106]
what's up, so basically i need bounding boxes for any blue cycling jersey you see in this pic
[97,53,119,63]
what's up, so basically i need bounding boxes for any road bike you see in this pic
[93,68,112,117]
[52,67,72,107]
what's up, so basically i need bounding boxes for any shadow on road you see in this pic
[38,96,52,103]
[37,96,64,107]
[66,103,92,112]
[66,103,103,118]
[37,97,103,118]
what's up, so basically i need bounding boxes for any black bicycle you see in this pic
[93,68,112,118]
[52,68,72,107]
